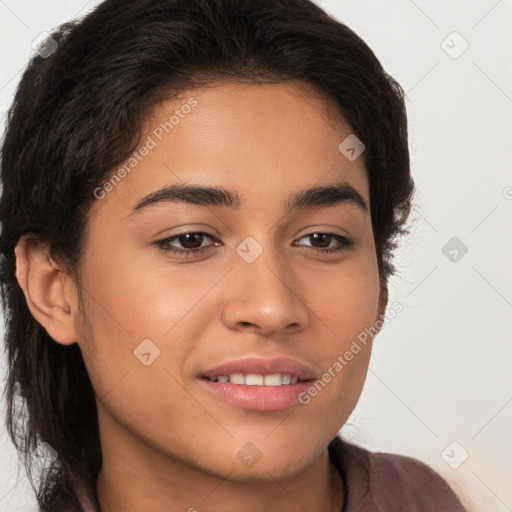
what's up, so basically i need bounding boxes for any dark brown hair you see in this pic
[0,0,415,509]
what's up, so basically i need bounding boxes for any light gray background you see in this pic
[1,1,511,511]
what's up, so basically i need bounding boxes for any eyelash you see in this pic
[154,231,354,257]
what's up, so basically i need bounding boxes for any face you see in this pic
[75,81,386,481]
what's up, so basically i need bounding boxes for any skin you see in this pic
[15,81,387,512]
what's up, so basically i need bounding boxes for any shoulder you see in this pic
[329,437,467,512]
[369,448,467,511]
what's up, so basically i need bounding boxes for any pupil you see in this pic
[312,233,330,247]
[180,233,202,249]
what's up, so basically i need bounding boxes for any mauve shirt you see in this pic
[69,436,468,511]
[328,435,468,512]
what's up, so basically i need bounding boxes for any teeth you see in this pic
[229,373,245,385]
[245,374,264,386]
[264,374,283,386]
[209,373,305,386]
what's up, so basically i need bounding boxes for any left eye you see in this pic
[294,232,353,253]
[154,231,353,257]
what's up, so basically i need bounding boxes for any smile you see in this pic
[203,373,307,386]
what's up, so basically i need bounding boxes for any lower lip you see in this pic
[199,378,314,411]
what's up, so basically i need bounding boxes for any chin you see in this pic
[216,454,314,483]
[226,439,320,481]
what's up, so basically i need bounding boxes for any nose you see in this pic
[221,239,309,337]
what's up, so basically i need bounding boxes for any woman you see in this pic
[0,0,467,510]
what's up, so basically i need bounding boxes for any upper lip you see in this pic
[199,356,317,380]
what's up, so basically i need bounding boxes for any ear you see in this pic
[14,235,79,346]
[377,283,388,321]
[374,279,389,336]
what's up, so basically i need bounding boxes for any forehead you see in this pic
[90,81,369,217]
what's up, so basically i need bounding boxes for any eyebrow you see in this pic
[130,181,368,215]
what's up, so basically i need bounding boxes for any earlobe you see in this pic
[14,235,78,346]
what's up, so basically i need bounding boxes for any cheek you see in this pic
[76,282,204,455]
[77,242,214,347]
[306,249,381,347]
[298,245,381,420]
[74,249,218,422]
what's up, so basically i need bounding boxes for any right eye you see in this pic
[154,232,221,257]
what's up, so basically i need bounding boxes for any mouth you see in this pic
[198,356,317,411]
[201,373,312,386]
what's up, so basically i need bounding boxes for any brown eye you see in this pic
[295,233,353,253]
[155,232,219,256]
